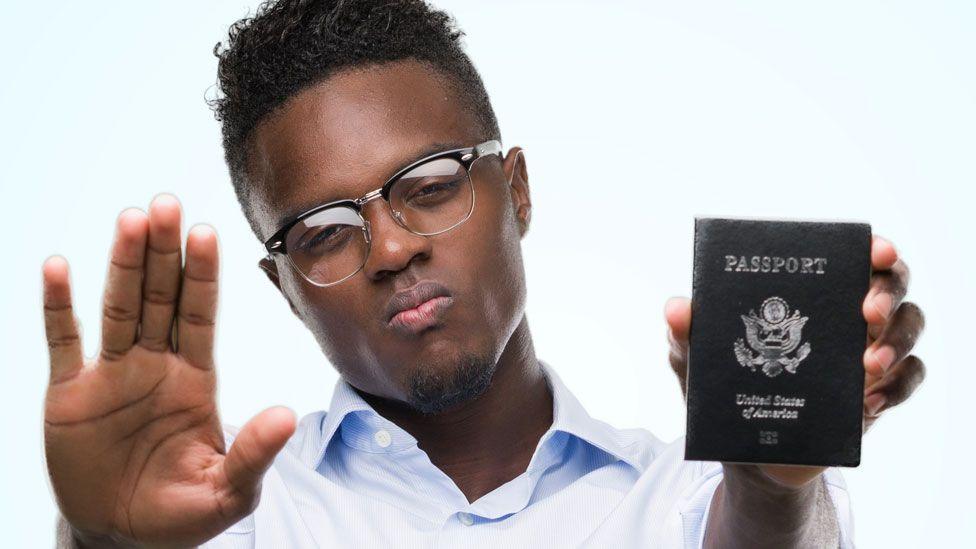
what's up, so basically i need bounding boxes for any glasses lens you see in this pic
[389,157,474,235]
[284,206,368,286]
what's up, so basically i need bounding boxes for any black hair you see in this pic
[207,0,501,238]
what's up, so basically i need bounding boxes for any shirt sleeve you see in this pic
[54,515,80,549]
[681,465,856,549]
[823,467,856,548]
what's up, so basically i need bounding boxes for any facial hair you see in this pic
[407,352,497,415]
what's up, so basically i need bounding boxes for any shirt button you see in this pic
[458,512,474,526]
[374,429,392,448]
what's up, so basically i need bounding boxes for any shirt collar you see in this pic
[301,373,416,468]
[541,360,646,473]
[301,359,645,474]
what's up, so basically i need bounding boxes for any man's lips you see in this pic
[389,295,453,334]
[385,280,454,334]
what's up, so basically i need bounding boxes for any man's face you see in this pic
[247,59,531,414]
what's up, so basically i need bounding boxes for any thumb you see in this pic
[664,296,692,398]
[222,406,296,507]
[664,296,692,343]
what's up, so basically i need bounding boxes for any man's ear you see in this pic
[258,256,301,317]
[502,146,531,238]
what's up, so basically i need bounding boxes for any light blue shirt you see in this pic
[204,360,854,548]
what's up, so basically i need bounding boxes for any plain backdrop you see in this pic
[2,1,973,546]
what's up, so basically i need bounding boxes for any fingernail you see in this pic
[191,224,215,239]
[883,237,898,258]
[867,345,896,372]
[153,193,175,204]
[664,296,682,316]
[865,392,887,415]
[872,292,892,321]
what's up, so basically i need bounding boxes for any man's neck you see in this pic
[359,315,553,503]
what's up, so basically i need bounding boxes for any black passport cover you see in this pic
[684,217,872,467]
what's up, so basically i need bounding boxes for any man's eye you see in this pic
[299,225,347,251]
[408,179,461,202]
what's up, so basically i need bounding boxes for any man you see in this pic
[42,0,925,547]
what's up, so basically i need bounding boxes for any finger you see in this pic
[138,194,184,353]
[664,296,691,343]
[665,299,690,360]
[43,256,84,382]
[864,355,926,416]
[100,209,149,362]
[222,407,296,505]
[664,297,691,394]
[176,225,219,369]
[870,234,898,271]
[862,258,910,327]
[863,301,925,376]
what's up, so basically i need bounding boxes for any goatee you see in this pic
[407,353,497,415]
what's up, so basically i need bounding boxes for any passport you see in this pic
[684,217,872,467]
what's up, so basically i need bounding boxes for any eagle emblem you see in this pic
[733,296,811,378]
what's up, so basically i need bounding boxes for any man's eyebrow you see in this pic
[272,140,468,231]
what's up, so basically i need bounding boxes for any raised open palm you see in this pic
[43,195,296,547]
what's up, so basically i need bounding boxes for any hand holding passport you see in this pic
[665,217,925,487]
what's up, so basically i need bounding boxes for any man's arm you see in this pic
[665,235,925,548]
[703,465,839,549]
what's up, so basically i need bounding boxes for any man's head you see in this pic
[208,0,533,414]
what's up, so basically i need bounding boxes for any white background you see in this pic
[2,1,972,546]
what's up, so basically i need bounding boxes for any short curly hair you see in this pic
[207,0,501,238]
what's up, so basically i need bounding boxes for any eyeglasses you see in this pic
[263,140,503,287]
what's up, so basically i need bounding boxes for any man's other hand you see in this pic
[42,194,296,546]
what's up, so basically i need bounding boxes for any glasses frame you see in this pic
[263,139,503,287]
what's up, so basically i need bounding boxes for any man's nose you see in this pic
[360,200,431,281]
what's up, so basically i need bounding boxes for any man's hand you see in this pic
[43,195,296,547]
[664,233,926,486]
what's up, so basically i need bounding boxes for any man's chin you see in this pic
[406,352,497,415]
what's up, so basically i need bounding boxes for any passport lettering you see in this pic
[736,394,806,421]
[724,255,828,274]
